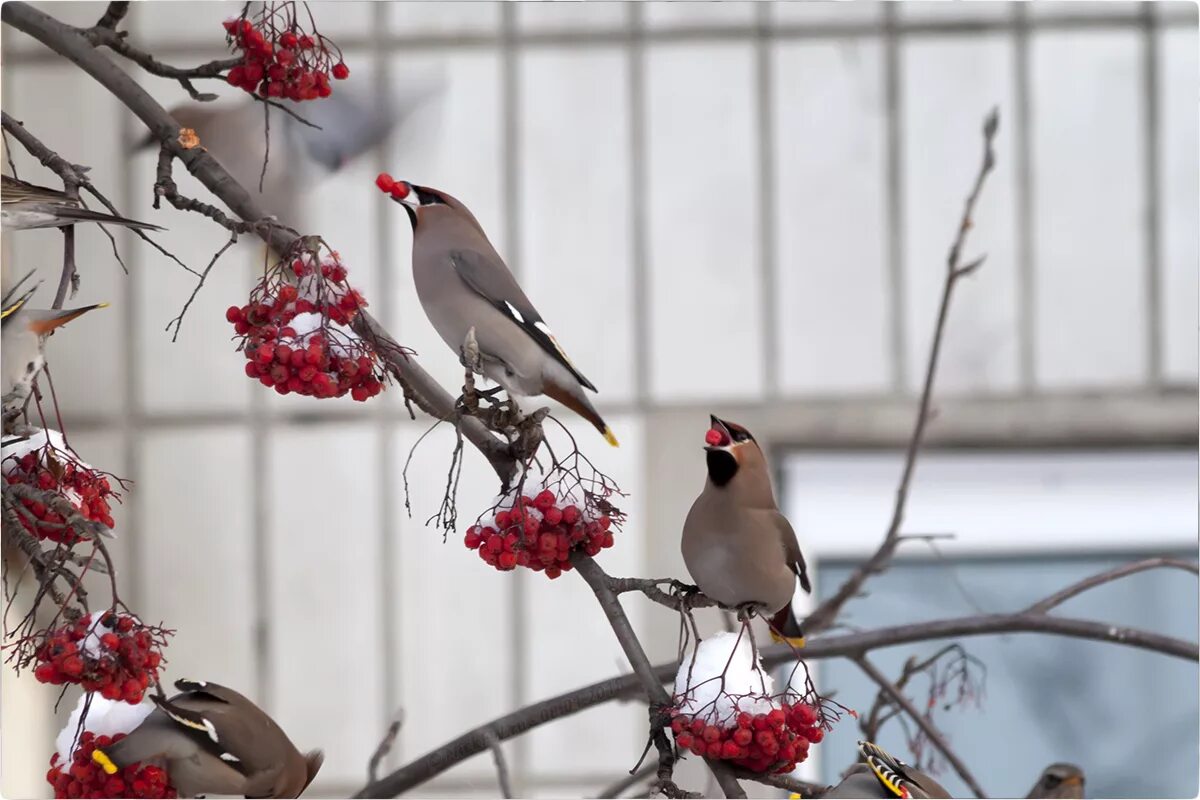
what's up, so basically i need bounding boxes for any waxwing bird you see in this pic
[825,741,951,799]
[92,679,323,799]
[2,280,107,416]
[1,175,164,231]
[143,79,439,232]
[681,416,809,645]
[384,180,618,446]
[1026,764,1085,799]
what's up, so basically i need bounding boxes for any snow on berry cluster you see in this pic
[222,4,348,101]
[48,694,175,799]
[2,429,119,545]
[463,484,619,579]
[227,251,387,401]
[34,612,166,704]
[671,632,828,775]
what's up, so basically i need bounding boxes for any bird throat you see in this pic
[403,205,417,229]
[706,449,738,487]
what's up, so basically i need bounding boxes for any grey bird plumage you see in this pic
[93,679,323,799]
[1,175,164,231]
[824,741,951,799]
[2,277,106,419]
[384,180,618,446]
[1026,763,1085,799]
[681,416,809,644]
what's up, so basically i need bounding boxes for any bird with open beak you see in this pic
[681,415,810,645]
[383,178,617,446]
[92,679,323,799]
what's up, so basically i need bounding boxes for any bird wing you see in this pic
[775,513,812,594]
[449,248,597,392]
[151,687,252,772]
[859,741,947,799]
[2,175,72,204]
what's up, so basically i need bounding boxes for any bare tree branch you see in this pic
[1027,557,1199,615]
[803,108,1001,637]
[367,711,404,786]
[853,655,987,798]
[593,762,658,799]
[732,769,828,798]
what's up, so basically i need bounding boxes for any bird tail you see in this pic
[768,603,806,649]
[50,205,164,232]
[542,379,619,447]
[92,726,164,774]
[26,303,109,335]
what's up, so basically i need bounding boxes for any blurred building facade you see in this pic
[1,1,1196,797]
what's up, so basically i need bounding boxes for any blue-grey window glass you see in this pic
[808,553,1198,798]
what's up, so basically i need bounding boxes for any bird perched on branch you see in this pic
[1026,763,1085,799]
[92,678,323,799]
[681,416,809,645]
[825,740,951,799]
[2,276,107,418]
[382,179,617,446]
[1,175,163,231]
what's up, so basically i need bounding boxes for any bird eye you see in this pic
[731,428,752,443]
[1046,776,1061,789]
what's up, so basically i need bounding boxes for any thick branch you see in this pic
[853,656,986,798]
[803,109,1000,636]
[573,553,745,799]
[358,604,1195,797]
[1,0,517,490]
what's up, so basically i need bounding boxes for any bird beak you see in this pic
[390,181,419,209]
[705,415,733,451]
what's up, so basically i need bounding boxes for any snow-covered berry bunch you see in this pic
[227,247,388,401]
[2,430,120,545]
[463,474,623,579]
[47,732,175,799]
[222,2,348,101]
[670,632,834,775]
[33,612,167,704]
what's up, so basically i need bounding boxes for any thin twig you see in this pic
[367,712,404,785]
[483,730,514,799]
[803,108,1001,636]
[854,655,988,797]
[733,770,828,798]
[165,231,238,340]
[593,762,658,799]
[1027,557,1199,614]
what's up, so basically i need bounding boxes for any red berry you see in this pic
[279,31,298,48]
[676,732,694,749]
[806,727,824,743]
[702,725,722,744]
[332,62,350,80]
[100,633,119,650]
[732,728,753,746]
[721,740,741,759]
[767,709,787,729]
[376,173,395,193]
[705,428,725,446]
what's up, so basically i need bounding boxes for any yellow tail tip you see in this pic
[95,302,111,310]
[92,749,118,775]
[769,630,806,648]
[603,428,619,447]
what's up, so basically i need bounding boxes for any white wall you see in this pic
[1,2,1196,797]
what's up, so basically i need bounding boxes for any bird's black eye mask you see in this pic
[706,449,738,487]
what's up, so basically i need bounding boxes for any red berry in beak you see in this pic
[390,181,410,200]
[705,428,726,447]
[375,173,395,193]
